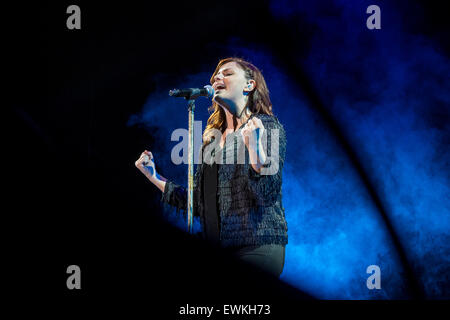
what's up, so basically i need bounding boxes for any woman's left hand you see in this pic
[241,117,265,148]
[241,117,267,172]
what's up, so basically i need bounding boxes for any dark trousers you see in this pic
[230,244,286,277]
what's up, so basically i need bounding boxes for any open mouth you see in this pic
[215,84,226,91]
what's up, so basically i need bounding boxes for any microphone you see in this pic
[169,85,214,99]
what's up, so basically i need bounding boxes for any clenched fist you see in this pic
[135,150,156,178]
[241,117,265,148]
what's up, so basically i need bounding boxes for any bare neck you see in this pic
[223,107,251,132]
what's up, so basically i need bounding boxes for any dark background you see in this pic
[9,0,449,315]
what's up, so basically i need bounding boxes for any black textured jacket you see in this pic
[161,113,288,248]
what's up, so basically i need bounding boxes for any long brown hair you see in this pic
[202,57,273,146]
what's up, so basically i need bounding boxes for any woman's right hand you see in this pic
[135,150,156,177]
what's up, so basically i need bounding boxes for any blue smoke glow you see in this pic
[128,0,450,299]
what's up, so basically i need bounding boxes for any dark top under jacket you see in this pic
[203,162,220,245]
[161,113,288,248]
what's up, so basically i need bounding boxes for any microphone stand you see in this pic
[169,86,213,234]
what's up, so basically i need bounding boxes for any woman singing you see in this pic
[135,57,288,277]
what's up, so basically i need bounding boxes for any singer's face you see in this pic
[212,61,253,116]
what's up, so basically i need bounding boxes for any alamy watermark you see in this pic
[66,5,81,30]
[66,265,81,290]
[170,121,280,175]
[366,5,381,30]
[366,265,381,289]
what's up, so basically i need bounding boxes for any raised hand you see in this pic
[241,117,265,149]
[135,150,156,178]
[240,117,267,172]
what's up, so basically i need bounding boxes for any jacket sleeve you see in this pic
[160,164,202,217]
[161,180,187,212]
[248,115,287,205]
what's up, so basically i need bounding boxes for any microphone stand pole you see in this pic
[186,99,195,234]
